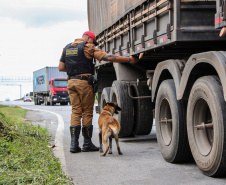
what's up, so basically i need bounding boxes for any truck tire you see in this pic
[110,81,133,137]
[187,76,226,177]
[131,84,153,135]
[34,97,37,105]
[37,97,41,105]
[44,97,47,106]
[60,102,68,105]
[100,87,111,112]
[155,79,191,163]
[50,98,54,106]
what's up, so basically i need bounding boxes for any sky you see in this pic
[0,0,89,100]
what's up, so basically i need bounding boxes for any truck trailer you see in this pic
[88,0,226,177]
[33,67,70,106]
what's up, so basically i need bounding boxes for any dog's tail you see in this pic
[108,123,120,135]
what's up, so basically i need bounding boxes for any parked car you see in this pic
[24,96,31,102]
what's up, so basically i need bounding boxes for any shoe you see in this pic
[70,126,81,153]
[82,125,99,152]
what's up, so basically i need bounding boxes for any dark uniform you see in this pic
[60,38,106,153]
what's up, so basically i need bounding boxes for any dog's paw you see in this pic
[99,149,103,153]
[101,153,106,157]
[108,151,113,154]
[118,152,123,155]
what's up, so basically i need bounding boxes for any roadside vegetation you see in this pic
[0,105,72,184]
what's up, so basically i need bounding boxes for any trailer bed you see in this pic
[88,0,226,66]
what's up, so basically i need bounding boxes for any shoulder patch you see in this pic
[66,48,78,57]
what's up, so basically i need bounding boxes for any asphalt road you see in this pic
[1,101,226,185]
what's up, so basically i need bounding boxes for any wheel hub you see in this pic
[159,99,172,146]
[193,98,214,156]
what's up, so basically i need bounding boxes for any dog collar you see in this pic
[102,109,113,116]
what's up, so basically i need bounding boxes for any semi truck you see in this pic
[88,0,226,177]
[33,67,70,106]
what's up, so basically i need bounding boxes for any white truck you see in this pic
[33,67,70,106]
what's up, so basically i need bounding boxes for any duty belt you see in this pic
[68,76,88,81]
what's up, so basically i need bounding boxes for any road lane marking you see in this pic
[20,106,67,174]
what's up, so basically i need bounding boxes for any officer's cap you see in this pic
[83,31,99,46]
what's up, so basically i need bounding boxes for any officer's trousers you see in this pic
[67,79,95,127]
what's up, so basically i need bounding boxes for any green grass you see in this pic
[0,105,72,185]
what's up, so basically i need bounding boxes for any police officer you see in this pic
[59,31,139,153]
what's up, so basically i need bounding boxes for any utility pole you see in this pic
[20,84,22,99]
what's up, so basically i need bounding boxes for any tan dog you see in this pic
[98,102,123,156]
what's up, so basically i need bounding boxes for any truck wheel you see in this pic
[60,102,68,105]
[44,98,50,106]
[44,98,47,106]
[155,79,191,163]
[34,97,37,105]
[100,87,111,112]
[110,81,133,137]
[187,76,226,177]
[131,84,153,135]
[37,97,41,105]
[50,98,54,106]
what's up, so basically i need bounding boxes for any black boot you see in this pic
[70,126,81,153]
[82,125,99,152]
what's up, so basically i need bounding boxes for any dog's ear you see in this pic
[106,102,115,107]
[116,106,122,111]
[114,105,121,114]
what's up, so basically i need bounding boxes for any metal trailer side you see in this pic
[215,0,226,28]
[88,0,144,36]
[89,0,225,63]
[88,0,226,177]
[89,0,226,111]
